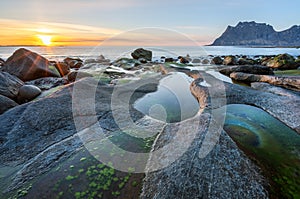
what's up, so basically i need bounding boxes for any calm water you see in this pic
[0,46,299,61]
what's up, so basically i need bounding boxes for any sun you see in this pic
[38,35,52,46]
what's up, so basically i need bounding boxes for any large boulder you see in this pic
[266,54,299,70]
[63,57,83,69]
[0,72,24,99]
[67,71,93,82]
[1,48,60,81]
[17,85,41,103]
[0,95,18,114]
[238,58,256,65]
[223,55,237,65]
[219,65,274,76]
[131,48,152,61]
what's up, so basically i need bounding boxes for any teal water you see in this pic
[217,104,300,199]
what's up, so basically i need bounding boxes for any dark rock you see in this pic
[165,58,174,63]
[67,71,93,82]
[230,72,300,91]
[17,85,41,103]
[26,77,69,90]
[211,56,223,65]
[131,48,152,61]
[266,54,299,70]
[219,65,274,76]
[138,58,148,64]
[223,55,237,65]
[0,95,18,114]
[54,62,70,76]
[211,21,300,46]
[0,72,24,99]
[1,48,60,81]
[192,58,201,64]
[179,57,190,64]
[238,58,255,65]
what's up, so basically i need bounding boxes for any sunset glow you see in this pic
[38,35,52,46]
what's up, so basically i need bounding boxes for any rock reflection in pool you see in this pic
[134,72,199,123]
[216,104,300,199]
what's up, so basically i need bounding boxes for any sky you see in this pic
[0,0,299,46]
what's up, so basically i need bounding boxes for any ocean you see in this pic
[0,46,299,61]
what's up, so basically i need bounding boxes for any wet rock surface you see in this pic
[219,65,274,76]
[1,48,60,81]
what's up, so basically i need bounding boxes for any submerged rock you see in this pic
[1,48,60,81]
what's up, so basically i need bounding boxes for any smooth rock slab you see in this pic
[17,85,41,103]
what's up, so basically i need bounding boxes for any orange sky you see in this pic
[0,19,210,46]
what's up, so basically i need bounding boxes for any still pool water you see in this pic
[134,72,199,123]
[216,104,300,199]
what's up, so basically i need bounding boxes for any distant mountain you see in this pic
[211,21,300,46]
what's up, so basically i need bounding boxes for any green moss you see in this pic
[274,69,300,76]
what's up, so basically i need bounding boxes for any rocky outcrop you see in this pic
[1,48,60,81]
[190,73,300,133]
[111,58,141,70]
[230,72,300,91]
[212,21,300,46]
[0,72,24,99]
[63,57,83,69]
[67,71,93,82]
[54,62,70,76]
[131,48,152,61]
[142,113,268,198]
[219,65,274,76]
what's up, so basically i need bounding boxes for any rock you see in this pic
[0,72,24,99]
[63,57,83,69]
[111,58,141,70]
[219,65,274,76]
[131,48,152,61]
[1,48,60,81]
[201,59,210,64]
[54,62,70,76]
[223,55,237,65]
[17,85,41,103]
[165,58,174,63]
[67,71,93,82]
[179,56,190,64]
[211,56,223,65]
[26,77,69,90]
[0,58,4,66]
[251,82,300,98]
[141,113,268,199]
[0,95,18,114]
[230,72,300,91]
[138,58,148,64]
[190,72,300,133]
[266,54,299,70]
[192,58,201,64]
[0,76,161,193]
[238,58,256,65]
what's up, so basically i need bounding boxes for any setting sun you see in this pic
[38,35,52,46]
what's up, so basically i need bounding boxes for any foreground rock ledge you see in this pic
[141,114,268,199]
